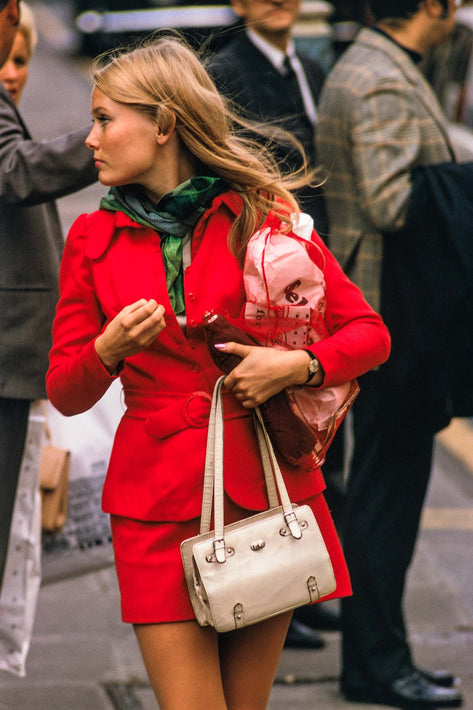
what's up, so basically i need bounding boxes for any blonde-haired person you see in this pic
[0,1,36,104]
[46,36,390,710]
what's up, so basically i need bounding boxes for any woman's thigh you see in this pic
[134,620,227,710]
[219,611,293,710]
[134,612,292,710]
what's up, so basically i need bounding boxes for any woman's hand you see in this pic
[95,299,166,374]
[219,342,323,408]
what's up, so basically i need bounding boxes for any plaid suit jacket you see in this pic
[316,28,454,311]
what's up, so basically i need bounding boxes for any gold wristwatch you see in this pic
[304,350,320,383]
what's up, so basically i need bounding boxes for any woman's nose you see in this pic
[85,126,98,150]
[0,60,16,82]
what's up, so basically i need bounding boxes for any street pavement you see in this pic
[0,3,472,707]
[0,429,471,710]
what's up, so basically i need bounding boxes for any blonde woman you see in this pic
[46,36,390,710]
[0,1,36,105]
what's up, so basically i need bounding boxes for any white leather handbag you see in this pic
[180,376,336,633]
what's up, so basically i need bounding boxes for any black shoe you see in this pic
[293,602,341,631]
[343,671,463,708]
[418,668,459,688]
[284,619,325,649]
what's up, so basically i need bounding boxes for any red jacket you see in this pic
[46,191,390,521]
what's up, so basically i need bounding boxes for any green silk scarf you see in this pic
[101,176,225,315]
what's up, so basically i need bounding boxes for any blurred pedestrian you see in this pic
[208,0,328,239]
[0,0,17,68]
[0,0,35,105]
[317,0,465,707]
[46,36,390,710]
[0,0,97,589]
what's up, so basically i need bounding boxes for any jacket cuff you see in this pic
[83,338,122,382]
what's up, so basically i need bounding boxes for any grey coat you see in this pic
[316,28,454,311]
[0,83,97,399]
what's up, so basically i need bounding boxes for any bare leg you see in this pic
[219,611,293,710]
[134,620,227,710]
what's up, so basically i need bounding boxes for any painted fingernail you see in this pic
[214,343,227,350]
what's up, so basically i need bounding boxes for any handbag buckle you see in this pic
[213,537,227,563]
[283,510,302,539]
[234,603,244,629]
[308,575,320,602]
[205,547,234,563]
[279,519,308,537]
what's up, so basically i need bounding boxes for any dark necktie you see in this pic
[283,54,295,79]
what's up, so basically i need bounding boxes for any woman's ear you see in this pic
[155,106,176,144]
[156,127,174,145]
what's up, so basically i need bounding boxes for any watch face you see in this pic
[309,358,319,375]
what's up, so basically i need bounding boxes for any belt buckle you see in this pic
[181,391,212,428]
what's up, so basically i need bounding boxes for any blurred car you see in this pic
[74,0,238,54]
[423,5,473,161]
[73,0,335,66]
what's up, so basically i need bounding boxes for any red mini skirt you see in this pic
[111,492,351,624]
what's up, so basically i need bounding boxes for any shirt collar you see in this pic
[246,28,295,74]
[372,26,423,65]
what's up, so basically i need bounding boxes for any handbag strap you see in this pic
[252,408,303,538]
[199,377,303,561]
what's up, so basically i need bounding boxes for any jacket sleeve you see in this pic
[308,233,391,386]
[0,90,97,206]
[46,214,119,415]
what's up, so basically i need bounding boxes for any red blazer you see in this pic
[46,191,390,522]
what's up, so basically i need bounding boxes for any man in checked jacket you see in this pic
[316,1,464,707]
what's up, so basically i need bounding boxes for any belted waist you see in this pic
[124,388,250,440]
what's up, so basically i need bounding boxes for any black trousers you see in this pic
[341,364,444,689]
[0,398,31,588]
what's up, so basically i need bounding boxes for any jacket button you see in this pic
[188,292,195,301]
[189,320,197,328]
[192,364,201,373]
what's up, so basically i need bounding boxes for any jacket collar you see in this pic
[355,28,454,155]
[85,190,242,260]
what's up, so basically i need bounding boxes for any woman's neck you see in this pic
[144,136,197,204]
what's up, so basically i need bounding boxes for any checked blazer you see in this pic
[316,28,455,311]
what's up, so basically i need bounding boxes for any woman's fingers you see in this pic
[223,345,311,406]
[95,299,166,371]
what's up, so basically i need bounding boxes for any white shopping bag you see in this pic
[0,382,123,676]
[41,379,123,584]
[0,401,44,677]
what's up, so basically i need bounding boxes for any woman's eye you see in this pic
[97,115,110,126]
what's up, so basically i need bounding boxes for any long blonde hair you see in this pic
[92,35,315,258]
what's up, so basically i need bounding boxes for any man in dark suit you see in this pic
[208,0,328,239]
[0,0,97,588]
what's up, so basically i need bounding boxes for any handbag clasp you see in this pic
[283,510,302,539]
[213,537,227,563]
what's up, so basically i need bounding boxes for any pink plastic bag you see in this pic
[243,213,359,466]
